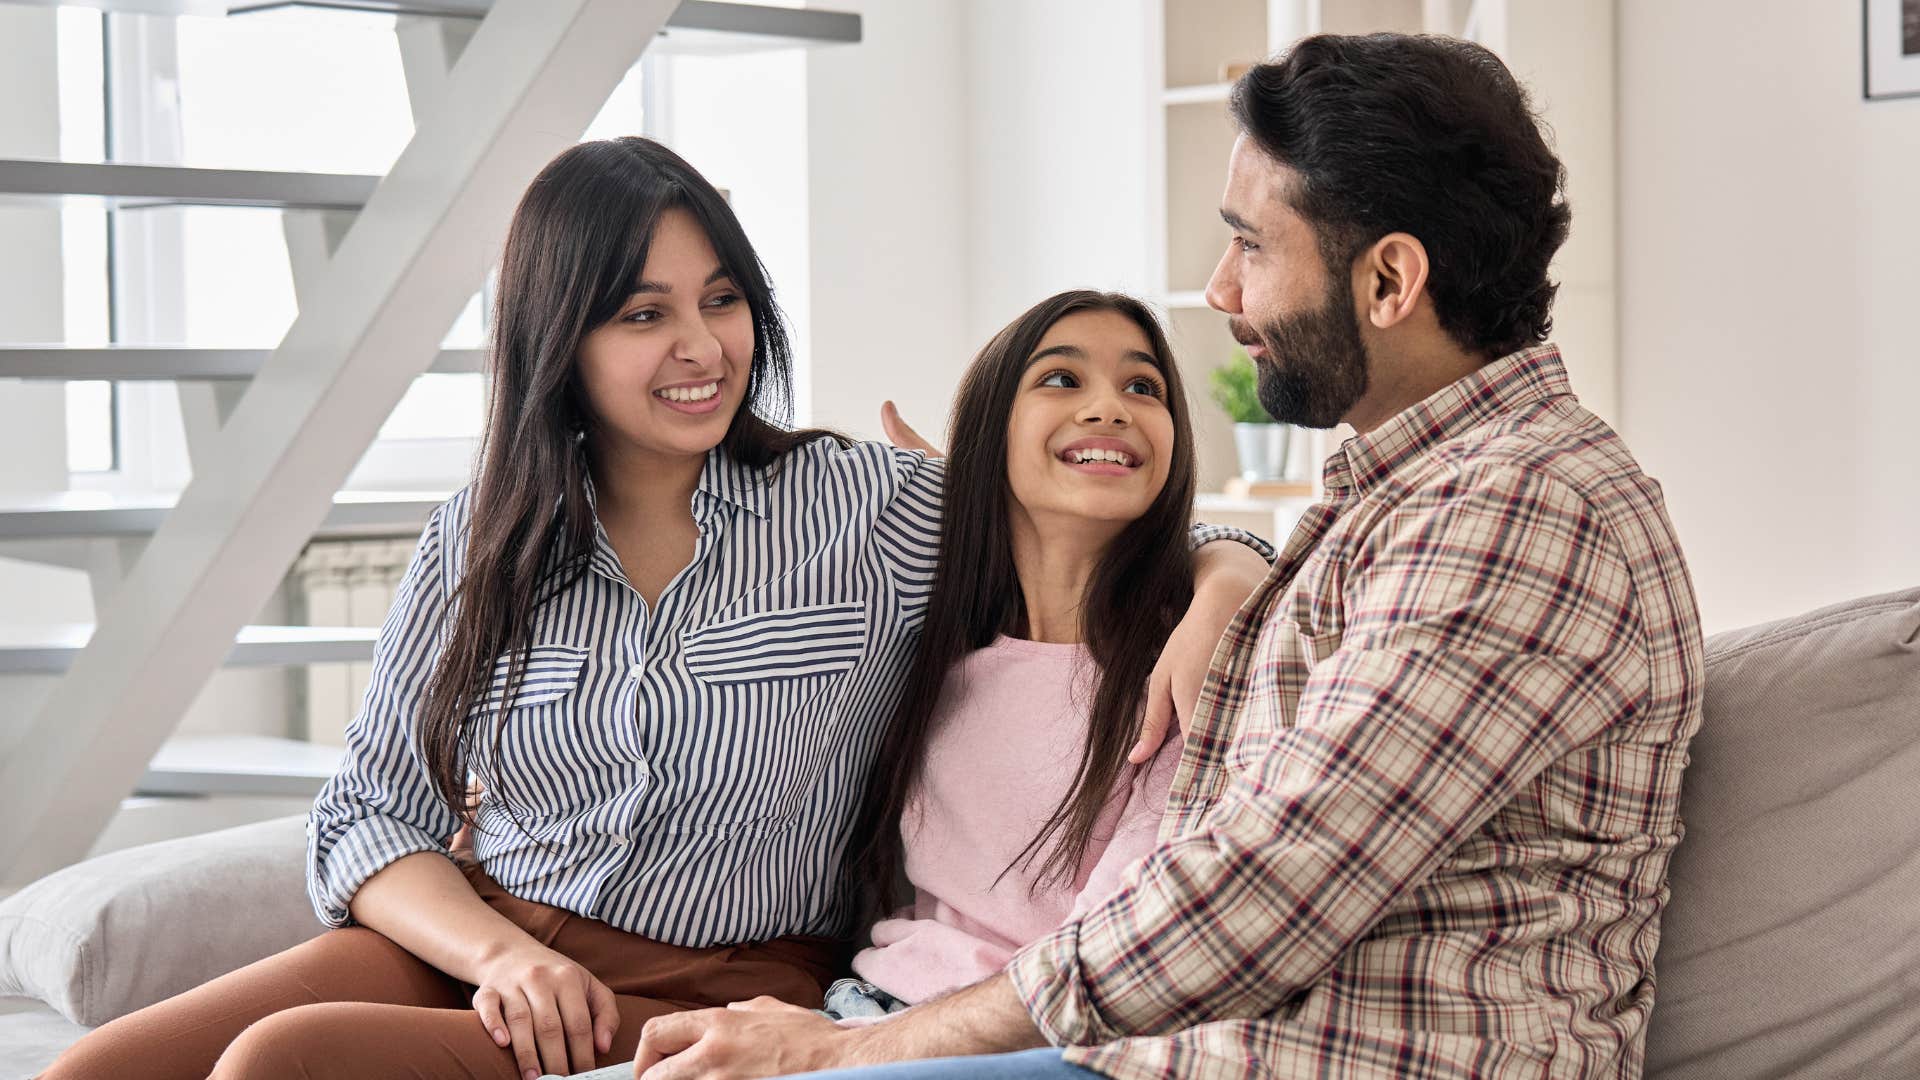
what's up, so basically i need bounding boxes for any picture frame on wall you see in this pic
[1864,0,1920,99]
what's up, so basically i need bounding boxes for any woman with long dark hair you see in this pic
[827,291,1202,1018]
[42,139,1268,1080]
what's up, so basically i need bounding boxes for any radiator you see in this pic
[290,539,414,747]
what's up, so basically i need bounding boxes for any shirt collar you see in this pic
[695,445,768,519]
[580,445,768,522]
[1324,343,1573,497]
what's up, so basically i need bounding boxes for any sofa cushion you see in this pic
[1646,586,1920,1079]
[0,815,321,1027]
[0,998,92,1080]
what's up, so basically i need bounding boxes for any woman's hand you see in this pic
[472,941,621,1080]
[1131,541,1271,763]
[880,402,944,458]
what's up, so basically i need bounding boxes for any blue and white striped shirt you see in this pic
[307,438,1267,947]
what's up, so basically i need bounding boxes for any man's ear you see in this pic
[1361,232,1431,331]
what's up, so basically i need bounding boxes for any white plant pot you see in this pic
[1233,422,1293,482]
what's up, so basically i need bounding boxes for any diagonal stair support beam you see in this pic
[176,208,359,467]
[0,0,679,886]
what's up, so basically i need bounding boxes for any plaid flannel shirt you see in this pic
[1008,345,1705,1079]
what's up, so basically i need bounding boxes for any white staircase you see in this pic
[0,0,860,885]
[0,346,483,381]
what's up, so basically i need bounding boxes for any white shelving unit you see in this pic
[1155,0,1433,545]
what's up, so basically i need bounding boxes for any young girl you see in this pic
[833,291,1205,1018]
[42,139,1266,1080]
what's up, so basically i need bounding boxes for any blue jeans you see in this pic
[779,1050,1100,1079]
[558,1048,1098,1080]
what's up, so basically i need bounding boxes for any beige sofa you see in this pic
[5,586,1917,1079]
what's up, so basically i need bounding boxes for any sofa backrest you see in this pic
[1646,586,1920,1079]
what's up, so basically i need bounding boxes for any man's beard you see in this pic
[1230,271,1371,430]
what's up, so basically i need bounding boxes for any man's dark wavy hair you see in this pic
[1229,33,1572,358]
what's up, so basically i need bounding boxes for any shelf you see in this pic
[649,1,862,54]
[0,346,484,381]
[138,734,347,798]
[0,159,378,210]
[1163,82,1234,106]
[0,490,447,541]
[6,0,861,54]
[0,624,376,675]
[1196,491,1315,514]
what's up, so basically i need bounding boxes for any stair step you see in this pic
[138,734,346,798]
[632,0,863,53]
[92,792,316,858]
[0,490,447,541]
[0,346,484,381]
[12,1,860,53]
[0,624,377,675]
[0,159,377,210]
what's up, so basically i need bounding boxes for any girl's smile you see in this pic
[1057,436,1145,475]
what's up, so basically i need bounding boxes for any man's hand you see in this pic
[634,976,1046,1080]
[880,401,944,458]
[1131,540,1271,763]
[633,997,859,1080]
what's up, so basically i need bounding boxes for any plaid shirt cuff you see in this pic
[1006,920,1124,1047]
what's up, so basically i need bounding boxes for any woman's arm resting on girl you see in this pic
[1132,536,1274,763]
[878,401,1276,764]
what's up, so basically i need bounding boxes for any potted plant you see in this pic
[1209,349,1294,483]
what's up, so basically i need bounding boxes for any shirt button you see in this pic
[627,666,643,680]
[611,834,629,846]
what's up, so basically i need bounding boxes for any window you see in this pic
[58,8,112,473]
[55,9,811,490]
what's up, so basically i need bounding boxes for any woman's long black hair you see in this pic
[848,290,1199,916]
[418,137,836,827]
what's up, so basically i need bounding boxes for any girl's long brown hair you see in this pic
[417,137,836,828]
[848,291,1199,917]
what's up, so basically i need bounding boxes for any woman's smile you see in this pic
[653,378,725,414]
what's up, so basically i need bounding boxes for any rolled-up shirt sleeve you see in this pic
[867,447,947,631]
[306,500,463,927]
[1006,465,1649,1045]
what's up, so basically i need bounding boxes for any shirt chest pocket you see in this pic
[1280,586,1345,669]
[477,643,590,710]
[681,600,869,684]
[471,644,592,808]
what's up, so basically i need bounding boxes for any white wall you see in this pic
[962,0,1158,345]
[1502,0,1618,426]
[803,0,1164,448]
[805,0,975,446]
[1619,0,1920,633]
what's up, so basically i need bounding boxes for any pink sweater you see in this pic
[850,635,1179,1004]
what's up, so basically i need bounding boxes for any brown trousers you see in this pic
[39,861,840,1080]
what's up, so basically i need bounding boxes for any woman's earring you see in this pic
[572,427,587,445]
